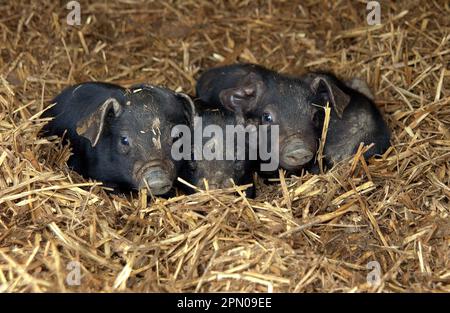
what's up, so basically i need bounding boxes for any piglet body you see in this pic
[301,72,390,168]
[196,63,391,173]
[42,82,193,195]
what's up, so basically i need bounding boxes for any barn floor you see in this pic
[0,0,449,292]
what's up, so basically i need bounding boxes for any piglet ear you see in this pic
[76,98,122,147]
[218,73,265,118]
[310,76,350,119]
[175,92,197,128]
[345,78,374,100]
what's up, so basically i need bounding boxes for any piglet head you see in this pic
[76,84,194,195]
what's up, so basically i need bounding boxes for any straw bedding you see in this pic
[0,0,449,292]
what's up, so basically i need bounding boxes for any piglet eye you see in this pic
[262,112,273,123]
[120,136,130,146]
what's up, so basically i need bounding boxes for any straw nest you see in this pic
[0,0,449,292]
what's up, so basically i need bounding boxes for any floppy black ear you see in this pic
[175,92,196,129]
[218,73,265,118]
[76,98,122,147]
[345,78,374,100]
[310,76,350,118]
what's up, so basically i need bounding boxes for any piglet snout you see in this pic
[141,167,173,195]
[280,139,315,169]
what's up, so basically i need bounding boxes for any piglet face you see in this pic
[76,85,193,195]
[217,70,319,172]
[183,110,256,195]
[188,158,252,191]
